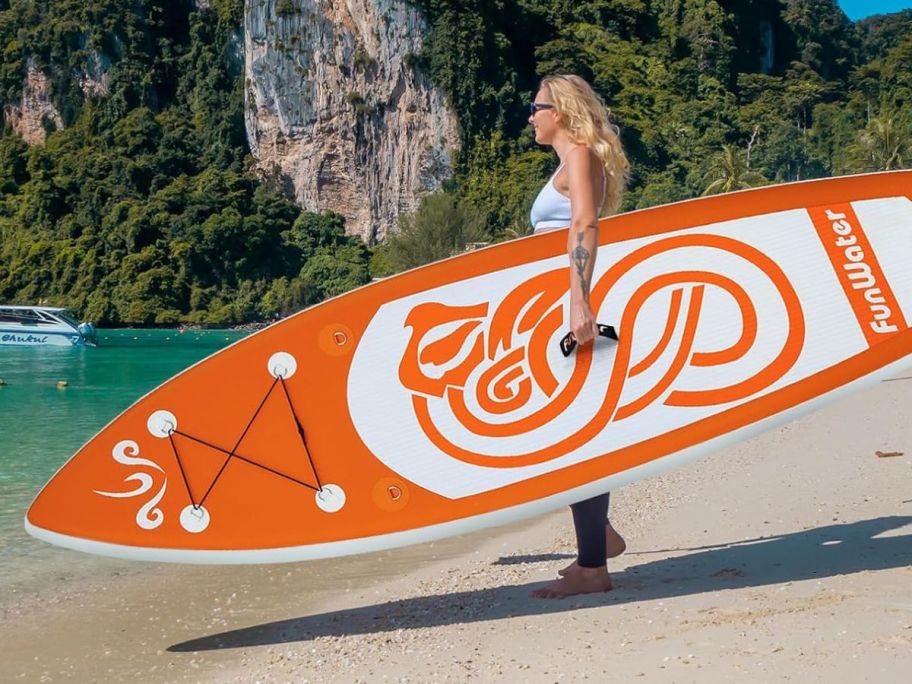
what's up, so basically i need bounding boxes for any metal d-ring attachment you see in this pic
[179,504,210,533]
[147,410,178,438]
[268,351,298,379]
[315,483,346,513]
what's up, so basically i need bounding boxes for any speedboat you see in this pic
[0,306,97,346]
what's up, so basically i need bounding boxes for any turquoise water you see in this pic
[0,329,249,595]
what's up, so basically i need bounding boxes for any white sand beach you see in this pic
[2,376,910,682]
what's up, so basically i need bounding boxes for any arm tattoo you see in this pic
[571,232,591,302]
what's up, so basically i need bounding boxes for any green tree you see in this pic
[847,112,911,172]
[679,0,735,82]
[297,243,371,304]
[634,170,690,209]
[702,144,768,195]
[458,131,552,239]
[807,102,856,176]
[387,192,486,271]
[782,0,860,80]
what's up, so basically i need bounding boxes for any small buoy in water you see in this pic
[0,378,7,386]
[56,380,68,388]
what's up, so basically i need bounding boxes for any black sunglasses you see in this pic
[529,102,555,115]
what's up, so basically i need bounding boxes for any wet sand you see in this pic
[2,378,910,682]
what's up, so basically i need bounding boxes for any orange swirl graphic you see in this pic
[398,234,805,468]
[630,288,684,377]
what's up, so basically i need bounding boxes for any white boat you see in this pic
[0,306,97,347]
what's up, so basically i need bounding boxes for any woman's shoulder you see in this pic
[564,145,602,174]
[567,144,600,162]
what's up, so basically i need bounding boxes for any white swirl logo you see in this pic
[94,440,167,530]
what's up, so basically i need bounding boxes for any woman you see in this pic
[527,74,630,599]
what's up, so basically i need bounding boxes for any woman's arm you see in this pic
[564,146,604,348]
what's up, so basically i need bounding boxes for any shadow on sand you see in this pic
[169,515,912,652]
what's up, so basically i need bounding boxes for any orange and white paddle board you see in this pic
[26,171,912,562]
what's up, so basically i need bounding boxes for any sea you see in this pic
[0,329,250,600]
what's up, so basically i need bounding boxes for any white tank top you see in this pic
[530,162,571,233]
[530,156,607,234]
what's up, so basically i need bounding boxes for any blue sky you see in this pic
[837,1,912,20]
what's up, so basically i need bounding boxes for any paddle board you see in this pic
[25,171,912,562]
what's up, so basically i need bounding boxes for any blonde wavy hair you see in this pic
[541,74,629,215]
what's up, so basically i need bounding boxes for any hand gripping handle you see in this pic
[559,323,618,357]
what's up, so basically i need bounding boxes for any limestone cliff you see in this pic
[244,0,459,242]
[2,60,64,146]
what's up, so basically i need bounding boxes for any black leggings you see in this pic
[570,493,610,568]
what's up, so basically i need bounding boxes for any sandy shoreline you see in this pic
[2,378,910,682]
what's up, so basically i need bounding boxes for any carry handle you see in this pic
[559,324,618,357]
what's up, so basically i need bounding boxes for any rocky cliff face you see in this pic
[244,0,460,242]
[2,60,65,145]
[3,38,109,145]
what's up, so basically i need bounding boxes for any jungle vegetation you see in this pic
[0,1,909,323]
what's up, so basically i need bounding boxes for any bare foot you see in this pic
[558,521,626,577]
[605,520,627,557]
[532,565,613,599]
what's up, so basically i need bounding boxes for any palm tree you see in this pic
[847,113,910,172]
[702,144,769,196]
